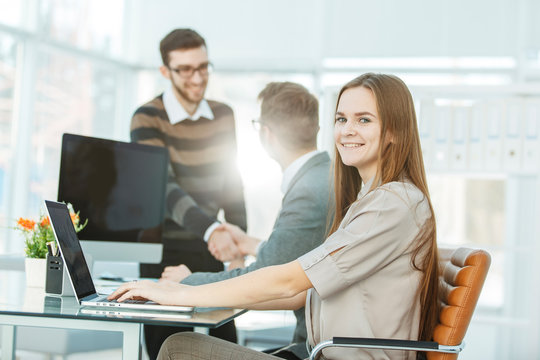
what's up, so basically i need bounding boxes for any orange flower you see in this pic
[17,218,36,231]
[40,216,50,227]
[70,212,79,224]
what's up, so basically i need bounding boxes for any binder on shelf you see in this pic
[418,99,435,170]
[468,102,486,171]
[432,105,451,171]
[502,99,523,172]
[450,106,468,171]
[484,101,503,172]
[523,100,540,172]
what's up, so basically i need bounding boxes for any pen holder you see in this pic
[45,254,75,297]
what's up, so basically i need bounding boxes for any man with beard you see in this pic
[130,28,246,360]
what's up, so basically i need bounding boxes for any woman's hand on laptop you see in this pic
[107,280,187,306]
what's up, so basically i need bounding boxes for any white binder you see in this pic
[468,102,485,171]
[450,106,468,171]
[502,99,523,172]
[432,106,452,172]
[523,100,540,172]
[484,101,503,172]
[418,99,435,170]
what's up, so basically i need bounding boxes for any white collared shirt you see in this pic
[162,85,214,124]
[280,150,321,194]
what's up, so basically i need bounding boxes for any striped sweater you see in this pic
[130,95,247,240]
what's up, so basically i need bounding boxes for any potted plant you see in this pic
[15,203,87,288]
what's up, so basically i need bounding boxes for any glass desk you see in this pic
[0,271,246,360]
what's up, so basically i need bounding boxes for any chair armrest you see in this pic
[334,337,439,349]
[309,337,464,360]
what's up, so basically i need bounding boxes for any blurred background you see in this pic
[0,0,539,358]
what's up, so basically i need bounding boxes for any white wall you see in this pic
[127,0,325,70]
[325,0,517,57]
[126,0,540,71]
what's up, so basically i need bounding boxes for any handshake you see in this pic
[160,223,261,283]
[207,223,260,263]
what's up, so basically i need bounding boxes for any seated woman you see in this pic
[109,73,440,360]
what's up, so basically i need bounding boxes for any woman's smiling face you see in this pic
[334,86,381,180]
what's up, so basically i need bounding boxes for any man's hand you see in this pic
[227,257,245,270]
[208,228,242,262]
[160,264,193,283]
[217,223,261,257]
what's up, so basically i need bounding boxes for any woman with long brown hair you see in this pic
[109,73,439,360]
[329,73,439,351]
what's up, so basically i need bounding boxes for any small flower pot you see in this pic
[25,257,47,288]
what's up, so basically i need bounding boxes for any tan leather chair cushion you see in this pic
[428,248,491,360]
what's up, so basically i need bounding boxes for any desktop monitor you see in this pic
[57,133,168,263]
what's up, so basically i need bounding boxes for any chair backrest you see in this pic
[428,247,491,360]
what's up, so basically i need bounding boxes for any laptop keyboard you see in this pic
[123,299,148,304]
[97,297,147,305]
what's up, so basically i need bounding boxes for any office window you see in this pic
[429,176,505,307]
[0,0,25,28]
[429,176,505,246]
[0,33,17,252]
[38,0,125,57]
[27,49,121,215]
[134,69,165,108]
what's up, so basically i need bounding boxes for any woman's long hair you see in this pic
[329,73,439,342]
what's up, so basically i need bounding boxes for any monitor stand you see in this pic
[80,240,163,280]
[79,240,162,263]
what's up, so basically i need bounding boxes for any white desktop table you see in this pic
[0,270,246,360]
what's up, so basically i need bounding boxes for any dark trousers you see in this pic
[263,346,302,360]
[140,235,237,360]
[263,348,302,360]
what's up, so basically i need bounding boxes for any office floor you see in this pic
[14,349,139,360]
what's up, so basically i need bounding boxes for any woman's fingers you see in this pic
[107,283,130,300]
[117,287,146,302]
[108,280,151,301]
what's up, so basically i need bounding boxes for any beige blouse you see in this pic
[298,180,431,360]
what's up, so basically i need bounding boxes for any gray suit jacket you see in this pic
[182,151,332,358]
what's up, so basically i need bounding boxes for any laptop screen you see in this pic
[45,200,96,300]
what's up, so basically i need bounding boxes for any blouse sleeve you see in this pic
[298,186,425,299]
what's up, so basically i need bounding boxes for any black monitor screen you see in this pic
[57,133,168,244]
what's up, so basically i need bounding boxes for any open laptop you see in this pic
[44,200,193,313]
[79,308,192,320]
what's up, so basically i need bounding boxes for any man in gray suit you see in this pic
[161,81,332,360]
